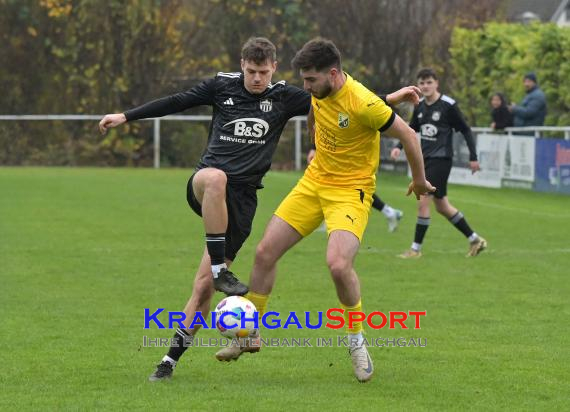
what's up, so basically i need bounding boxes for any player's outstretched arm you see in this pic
[385,115,435,199]
[99,113,127,135]
[386,86,422,106]
[98,79,216,135]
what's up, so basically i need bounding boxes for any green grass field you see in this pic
[1,167,568,411]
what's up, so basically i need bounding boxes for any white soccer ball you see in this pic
[214,296,257,338]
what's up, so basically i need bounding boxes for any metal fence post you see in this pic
[294,118,302,171]
[153,118,160,169]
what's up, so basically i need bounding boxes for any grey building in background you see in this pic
[508,0,570,26]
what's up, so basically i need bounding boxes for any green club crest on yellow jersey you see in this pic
[338,112,349,128]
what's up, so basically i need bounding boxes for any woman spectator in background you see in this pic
[490,93,513,131]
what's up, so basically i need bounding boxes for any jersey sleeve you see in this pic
[449,103,478,161]
[409,107,420,132]
[124,78,216,121]
[448,103,471,133]
[357,95,394,132]
[284,85,311,118]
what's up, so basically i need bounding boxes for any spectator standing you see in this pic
[490,93,513,131]
[509,72,547,127]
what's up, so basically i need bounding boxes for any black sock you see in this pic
[448,212,474,238]
[206,233,226,265]
[371,194,385,212]
[414,216,430,245]
[166,328,193,362]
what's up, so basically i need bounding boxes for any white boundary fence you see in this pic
[1,115,569,170]
[0,114,306,170]
[401,129,570,194]
[472,126,570,139]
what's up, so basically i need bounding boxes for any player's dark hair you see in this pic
[291,37,342,72]
[417,68,438,80]
[241,37,276,64]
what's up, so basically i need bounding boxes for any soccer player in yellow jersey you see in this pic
[216,38,435,382]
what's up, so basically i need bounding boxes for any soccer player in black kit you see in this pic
[391,68,487,258]
[99,37,311,380]
[100,38,309,298]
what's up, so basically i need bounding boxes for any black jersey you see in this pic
[124,72,311,186]
[407,94,477,161]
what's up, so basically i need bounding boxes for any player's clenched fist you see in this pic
[99,113,127,134]
[390,147,401,160]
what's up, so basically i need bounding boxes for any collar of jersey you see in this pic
[240,76,270,98]
[424,93,442,107]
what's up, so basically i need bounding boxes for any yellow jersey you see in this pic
[305,73,394,190]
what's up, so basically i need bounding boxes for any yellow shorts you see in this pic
[274,176,374,241]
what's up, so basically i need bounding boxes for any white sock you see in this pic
[211,263,227,278]
[468,233,479,243]
[411,242,422,251]
[162,355,177,367]
[348,332,364,349]
[382,205,396,218]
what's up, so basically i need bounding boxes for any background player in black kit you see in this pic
[391,68,487,258]
[99,37,311,380]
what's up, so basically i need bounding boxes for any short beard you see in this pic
[313,83,333,99]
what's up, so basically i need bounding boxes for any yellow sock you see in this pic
[245,291,269,317]
[340,299,363,334]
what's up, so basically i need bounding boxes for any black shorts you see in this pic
[186,173,258,261]
[425,158,452,199]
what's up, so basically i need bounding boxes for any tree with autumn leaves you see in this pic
[2,0,567,166]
